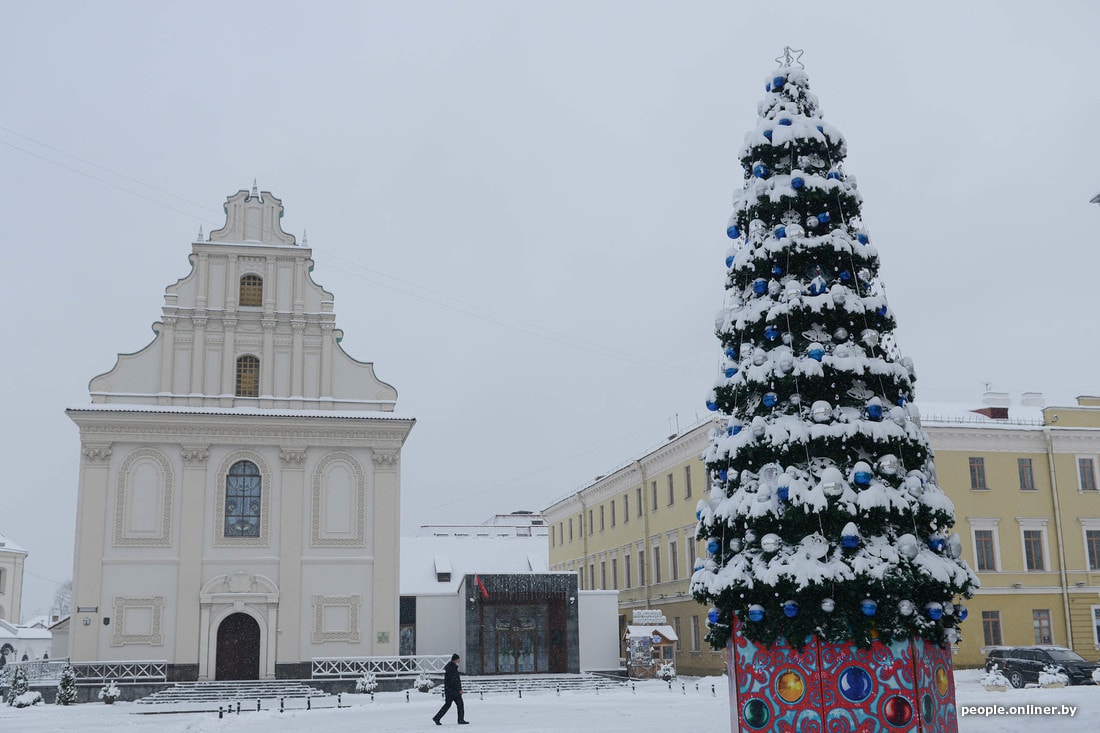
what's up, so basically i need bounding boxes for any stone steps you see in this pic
[453,674,627,695]
[137,680,329,705]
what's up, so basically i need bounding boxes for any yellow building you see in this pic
[545,393,1100,674]
[922,393,1100,668]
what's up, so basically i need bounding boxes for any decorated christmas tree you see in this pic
[692,49,977,653]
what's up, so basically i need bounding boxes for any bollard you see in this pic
[711,684,716,697]
[280,697,284,713]
[632,682,636,694]
[695,682,699,692]
[479,691,484,701]
[370,692,374,703]
[406,690,410,702]
[307,697,311,711]
[257,699,261,712]
[682,683,686,695]
[556,685,560,697]
[218,705,223,719]
[339,693,343,707]
[518,687,522,699]
[668,680,672,691]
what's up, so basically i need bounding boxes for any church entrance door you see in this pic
[215,612,260,680]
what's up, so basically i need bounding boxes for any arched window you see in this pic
[239,274,263,307]
[224,461,262,537]
[236,355,259,398]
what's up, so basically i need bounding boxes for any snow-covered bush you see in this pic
[658,661,677,681]
[5,666,29,705]
[355,672,379,693]
[412,672,435,692]
[980,664,1009,691]
[1038,665,1068,688]
[98,681,120,703]
[12,691,43,708]
[56,664,78,705]
[1092,667,1100,684]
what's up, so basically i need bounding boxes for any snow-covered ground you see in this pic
[1,670,1096,732]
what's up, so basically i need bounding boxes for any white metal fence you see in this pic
[312,654,451,679]
[0,659,167,686]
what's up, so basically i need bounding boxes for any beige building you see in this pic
[0,532,27,624]
[67,187,414,681]
[922,393,1100,667]
[545,393,1100,673]
[544,422,717,675]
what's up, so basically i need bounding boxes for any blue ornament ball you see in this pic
[866,404,884,420]
[771,264,783,276]
[752,279,768,295]
[763,129,773,141]
[707,608,720,624]
[718,469,728,481]
[857,232,870,245]
[929,536,946,552]
[841,534,860,550]
[839,270,851,282]
[791,177,805,189]
[772,75,785,89]
[763,392,778,407]
[753,163,769,178]
[777,485,789,501]
[778,117,792,126]
[782,600,799,618]
[817,212,830,225]
[775,225,786,239]
[925,602,943,621]
[724,367,737,378]
[808,346,825,361]
[747,604,765,622]
[877,305,888,317]
[765,326,779,341]
[725,255,734,268]
[838,667,873,703]
[728,424,742,436]
[854,470,872,486]
[706,539,720,555]
[860,599,878,617]
[705,400,719,412]
[816,125,824,133]
[957,605,968,621]
[726,225,741,239]
[826,170,842,180]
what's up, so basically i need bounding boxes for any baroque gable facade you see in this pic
[67,187,415,680]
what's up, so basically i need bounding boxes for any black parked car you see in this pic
[985,646,1099,687]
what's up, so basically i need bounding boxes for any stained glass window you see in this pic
[224,460,261,537]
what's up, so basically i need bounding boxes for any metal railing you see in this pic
[312,655,451,679]
[0,659,168,686]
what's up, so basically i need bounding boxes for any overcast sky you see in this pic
[3,1,1099,619]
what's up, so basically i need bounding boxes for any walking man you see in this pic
[433,653,468,725]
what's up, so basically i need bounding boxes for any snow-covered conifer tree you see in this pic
[56,664,78,705]
[692,50,977,651]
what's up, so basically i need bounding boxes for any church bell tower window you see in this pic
[239,274,263,307]
[224,460,262,537]
[235,355,260,398]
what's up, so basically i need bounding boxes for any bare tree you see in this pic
[53,579,73,617]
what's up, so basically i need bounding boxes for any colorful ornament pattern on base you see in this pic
[725,622,958,732]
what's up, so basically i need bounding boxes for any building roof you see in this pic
[625,624,678,642]
[0,619,51,640]
[401,535,552,596]
[0,532,27,555]
[66,403,413,420]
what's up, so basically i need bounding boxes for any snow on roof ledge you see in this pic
[67,403,413,421]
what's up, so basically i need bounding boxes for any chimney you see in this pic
[972,391,1011,420]
[1020,392,1045,407]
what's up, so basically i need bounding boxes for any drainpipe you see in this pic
[636,460,651,607]
[578,492,588,592]
[1044,427,1073,650]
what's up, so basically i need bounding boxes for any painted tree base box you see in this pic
[724,621,958,732]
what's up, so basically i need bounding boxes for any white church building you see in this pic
[67,186,415,681]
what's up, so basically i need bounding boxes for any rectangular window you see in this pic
[612,558,618,589]
[1092,606,1100,648]
[1087,530,1100,571]
[684,466,693,499]
[982,610,1003,646]
[624,553,632,588]
[969,457,988,490]
[1033,609,1053,645]
[568,518,573,542]
[1079,458,1097,491]
[638,551,646,586]
[1024,529,1045,571]
[589,563,596,590]
[690,615,701,651]
[550,526,555,547]
[1018,458,1035,491]
[611,501,616,527]
[636,487,643,517]
[654,546,662,584]
[601,561,607,590]
[588,509,594,535]
[651,481,658,512]
[623,494,630,523]
[578,568,584,590]
[599,505,605,532]
[670,540,679,581]
[673,617,682,652]
[667,474,675,506]
[974,529,997,571]
[687,534,696,575]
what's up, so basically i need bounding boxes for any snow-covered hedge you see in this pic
[98,681,120,703]
[412,672,435,692]
[658,661,677,681]
[980,664,1009,690]
[355,672,379,693]
[1038,665,1068,688]
[12,691,43,708]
